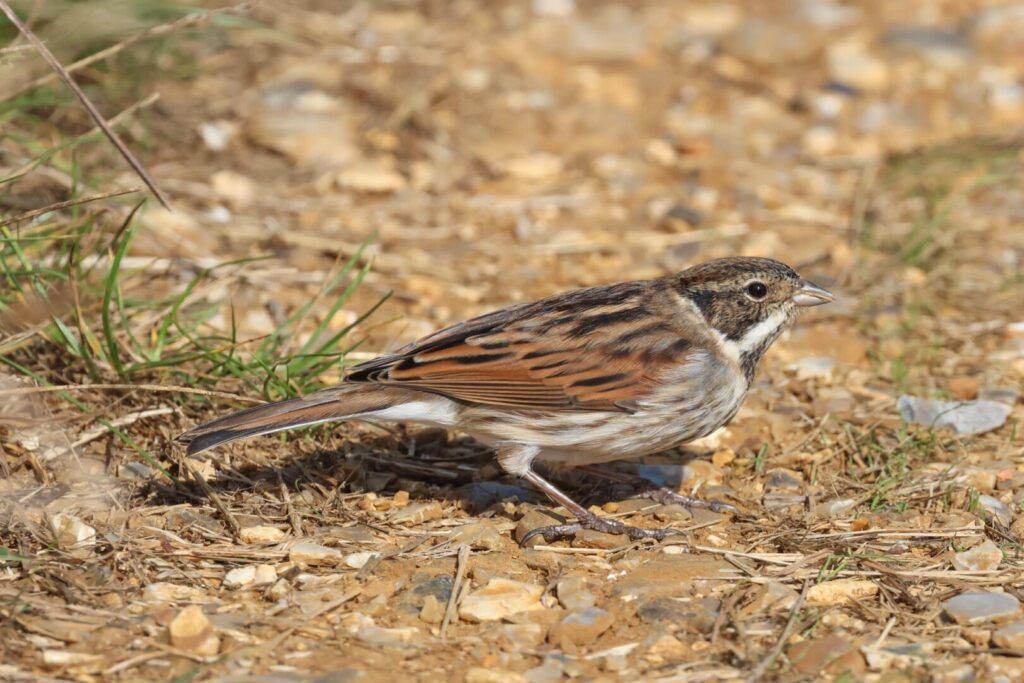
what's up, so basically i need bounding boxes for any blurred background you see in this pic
[2,1,1023,680]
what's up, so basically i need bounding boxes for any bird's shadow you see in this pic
[143,427,716,522]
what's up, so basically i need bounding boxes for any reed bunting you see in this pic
[178,257,833,543]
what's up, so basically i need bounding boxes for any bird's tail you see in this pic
[176,385,412,456]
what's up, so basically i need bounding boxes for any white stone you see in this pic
[223,566,257,589]
[289,542,342,565]
[459,578,545,622]
[50,514,95,548]
[239,525,286,544]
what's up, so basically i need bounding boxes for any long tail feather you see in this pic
[176,386,409,455]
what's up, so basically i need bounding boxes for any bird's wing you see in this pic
[345,281,693,412]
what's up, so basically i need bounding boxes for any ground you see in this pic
[1,1,1024,681]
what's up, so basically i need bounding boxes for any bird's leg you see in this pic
[497,444,679,545]
[576,464,738,514]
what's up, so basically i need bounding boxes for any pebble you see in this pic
[788,635,865,676]
[50,514,96,549]
[267,578,291,601]
[515,509,563,547]
[399,575,453,611]
[144,582,210,603]
[448,521,503,551]
[943,592,1022,625]
[497,623,546,649]
[813,386,855,417]
[355,625,419,648]
[993,622,1024,650]
[419,595,445,624]
[336,163,407,193]
[41,651,104,668]
[953,539,1003,571]
[898,396,1011,435]
[813,498,858,517]
[643,632,689,662]
[531,0,574,18]
[389,501,443,525]
[788,356,836,382]
[223,566,257,589]
[741,581,799,615]
[523,657,564,683]
[636,597,719,633]
[548,607,614,647]
[806,579,879,607]
[978,495,1013,525]
[556,575,596,610]
[289,542,342,565]
[497,153,564,181]
[239,526,286,544]
[931,663,977,683]
[459,578,545,622]
[169,605,220,656]
[572,529,625,549]
[344,552,377,569]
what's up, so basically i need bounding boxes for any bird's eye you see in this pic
[746,281,768,300]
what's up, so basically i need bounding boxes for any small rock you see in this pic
[239,526,286,544]
[572,529,625,549]
[223,566,256,589]
[644,632,689,661]
[210,170,256,209]
[548,607,614,647]
[993,622,1024,650]
[764,468,804,492]
[50,514,95,549]
[398,575,453,613]
[169,605,219,656]
[449,521,503,551]
[336,163,406,193]
[953,539,1003,571]
[806,579,879,606]
[389,501,443,525]
[788,635,866,676]
[355,625,419,648]
[497,153,564,181]
[978,495,1013,525]
[144,582,210,603]
[788,356,835,382]
[826,40,889,92]
[531,0,574,18]
[289,542,342,565]
[419,595,445,624]
[813,386,855,417]
[197,120,236,151]
[466,667,528,683]
[949,377,981,401]
[523,657,564,683]
[515,509,564,547]
[556,575,596,611]
[344,552,377,569]
[267,578,291,601]
[253,564,277,586]
[898,396,1011,435]
[741,581,800,615]
[636,597,719,633]
[459,578,545,622]
[944,592,1021,625]
[497,623,546,649]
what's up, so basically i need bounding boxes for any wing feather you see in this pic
[346,281,692,411]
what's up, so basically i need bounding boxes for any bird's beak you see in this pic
[793,280,835,307]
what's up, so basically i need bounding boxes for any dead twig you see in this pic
[440,543,470,640]
[0,187,142,229]
[0,1,171,209]
[186,462,241,539]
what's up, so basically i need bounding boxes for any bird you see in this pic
[177,256,833,544]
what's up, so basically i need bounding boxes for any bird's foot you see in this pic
[633,484,738,514]
[519,508,680,546]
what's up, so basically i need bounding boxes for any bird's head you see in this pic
[672,256,834,378]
